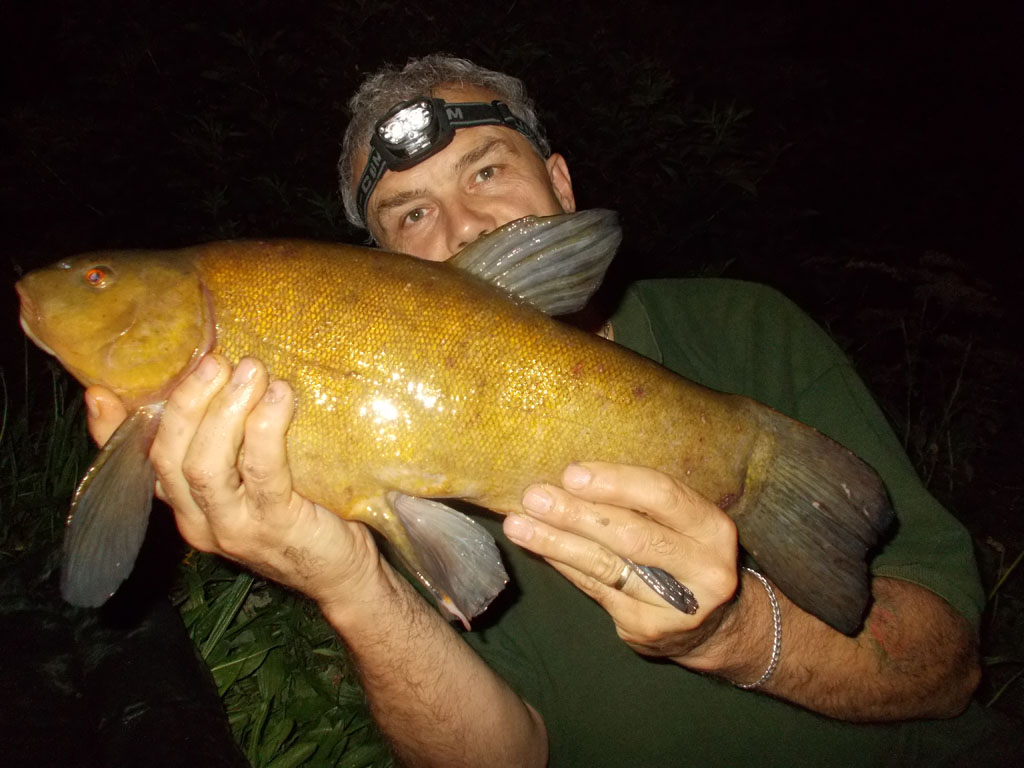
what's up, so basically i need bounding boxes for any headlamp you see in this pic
[356,97,545,223]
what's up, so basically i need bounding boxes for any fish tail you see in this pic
[61,404,163,607]
[736,408,895,635]
[386,492,509,629]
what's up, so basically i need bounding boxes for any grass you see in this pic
[178,560,392,768]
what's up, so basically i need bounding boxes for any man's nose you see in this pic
[447,200,499,257]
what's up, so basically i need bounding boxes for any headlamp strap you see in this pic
[443,100,540,144]
[356,98,544,223]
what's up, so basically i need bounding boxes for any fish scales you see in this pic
[195,241,758,520]
[16,211,893,632]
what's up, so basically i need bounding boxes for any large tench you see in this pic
[16,210,892,634]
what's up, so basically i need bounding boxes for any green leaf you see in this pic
[211,641,280,695]
[265,741,319,768]
[200,571,256,658]
[259,716,296,765]
[258,646,288,700]
[336,742,391,768]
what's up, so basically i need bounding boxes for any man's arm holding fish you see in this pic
[85,358,549,768]
[505,461,980,720]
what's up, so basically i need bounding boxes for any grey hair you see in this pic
[338,54,551,230]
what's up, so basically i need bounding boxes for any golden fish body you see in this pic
[16,213,891,632]
[201,243,754,517]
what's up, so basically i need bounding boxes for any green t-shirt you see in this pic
[461,278,994,767]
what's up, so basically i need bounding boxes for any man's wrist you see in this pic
[314,550,403,627]
[732,568,782,689]
[673,568,777,682]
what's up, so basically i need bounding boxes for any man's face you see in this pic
[354,84,576,261]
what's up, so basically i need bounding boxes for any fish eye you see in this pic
[84,266,112,288]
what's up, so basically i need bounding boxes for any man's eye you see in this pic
[404,208,426,225]
[474,166,497,183]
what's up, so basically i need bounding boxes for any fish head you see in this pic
[16,251,213,405]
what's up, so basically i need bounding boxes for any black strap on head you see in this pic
[356,98,546,224]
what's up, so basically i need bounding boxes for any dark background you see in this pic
[3,0,1023,714]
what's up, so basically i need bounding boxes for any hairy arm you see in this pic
[689,572,980,720]
[86,357,547,768]
[321,564,546,767]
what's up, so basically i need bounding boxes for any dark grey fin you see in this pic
[387,492,509,629]
[449,209,622,315]
[737,408,895,635]
[624,559,699,614]
[61,404,164,607]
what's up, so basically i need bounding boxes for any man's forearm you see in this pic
[319,558,548,768]
[685,574,980,721]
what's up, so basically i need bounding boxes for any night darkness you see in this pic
[2,0,1023,739]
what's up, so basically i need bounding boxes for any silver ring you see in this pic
[612,562,631,590]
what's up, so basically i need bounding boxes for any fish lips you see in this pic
[15,283,57,357]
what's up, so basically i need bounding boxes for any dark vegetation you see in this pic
[2,1,1021,764]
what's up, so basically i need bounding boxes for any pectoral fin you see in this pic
[387,492,509,629]
[61,404,163,607]
[450,209,621,315]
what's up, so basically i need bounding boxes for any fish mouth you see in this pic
[15,284,57,357]
[19,313,56,357]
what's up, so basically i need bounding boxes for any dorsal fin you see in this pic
[449,209,622,315]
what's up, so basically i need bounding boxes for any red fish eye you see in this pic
[85,267,107,286]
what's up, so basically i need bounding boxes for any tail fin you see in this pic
[737,408,895,635]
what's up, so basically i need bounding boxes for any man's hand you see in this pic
[86,355,382,607]
[503,462,745,663]
[504,462,980,719]
[87,357,549,765]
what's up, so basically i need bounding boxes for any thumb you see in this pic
[84,386,129,446]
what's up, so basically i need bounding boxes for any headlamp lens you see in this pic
[378,100,434,149]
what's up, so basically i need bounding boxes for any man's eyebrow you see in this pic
[374,189,429,216]
[372,137,520,220]
[452,136,519,176]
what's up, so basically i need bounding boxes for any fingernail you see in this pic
[84,393,99,420]
[263,380,285,404]
[564,464,592,489]
[522,487,552,515]
[231,359,257,386]
[504,515,534,543]
[194,356,219,381]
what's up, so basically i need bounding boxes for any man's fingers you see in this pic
[84,386,129,446]
[556,463,738,566]
[544,557,648,616]
[562,462,723,532]
[519,481,702,578]
[503,513,666,607]
[149,355,233,523]
[512,463,741,626]
[179,358,270,520]
[238,379,297,522]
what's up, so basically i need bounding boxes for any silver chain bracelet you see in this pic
[735,567,782,690]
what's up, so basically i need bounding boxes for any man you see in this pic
[87,56,996,766]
